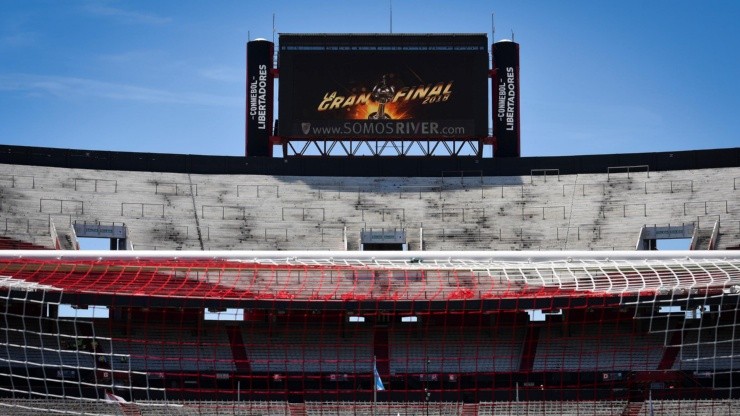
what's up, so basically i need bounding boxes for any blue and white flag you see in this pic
[374,364,385,391]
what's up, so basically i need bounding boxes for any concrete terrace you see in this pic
[0,161,738,252]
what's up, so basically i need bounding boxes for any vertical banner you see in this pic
[492,40,520,157]
[245,40,274,157]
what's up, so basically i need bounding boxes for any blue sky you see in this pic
[1,0,738,157]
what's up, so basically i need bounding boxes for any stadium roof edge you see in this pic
[277,33,487,37]
[0,144,737,177]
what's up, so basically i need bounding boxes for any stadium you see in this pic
[0,32,739,416]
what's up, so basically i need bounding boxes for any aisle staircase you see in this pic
[289,403,306,416]
[373,327,390,376]
[621,401,643,416]
[461,403,479,416]
[226,326,251,372]
[519,326,540,371]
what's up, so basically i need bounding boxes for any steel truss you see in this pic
[280,139,487,157]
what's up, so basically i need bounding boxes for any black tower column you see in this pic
[492,40,520,157]
[246,39,274,157]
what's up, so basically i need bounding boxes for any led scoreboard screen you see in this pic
[278,34,489,139]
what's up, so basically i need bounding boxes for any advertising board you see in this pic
[279,34,489,139]
[492,40,520,157]
[246,39,274,156]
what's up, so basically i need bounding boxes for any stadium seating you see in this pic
[533,323,664,372]
[1,162,739,252]
[0,150,739,415]
[478,400,628,416]
[637,399,740,416]
[244,324,374,373]
[673,326,740,371]
[96,322,236,373]
[389,326,524,373]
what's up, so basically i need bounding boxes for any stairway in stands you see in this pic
[373,327,390,375]
[117,403,143,416]
[226,326,252,372]
[519,326,540,371]
[53,227,78,250]
[621,401,643,416]
[691,228,714,250]
[289,403,306,416]
[657,330,683,370]
[461,403,479,416]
